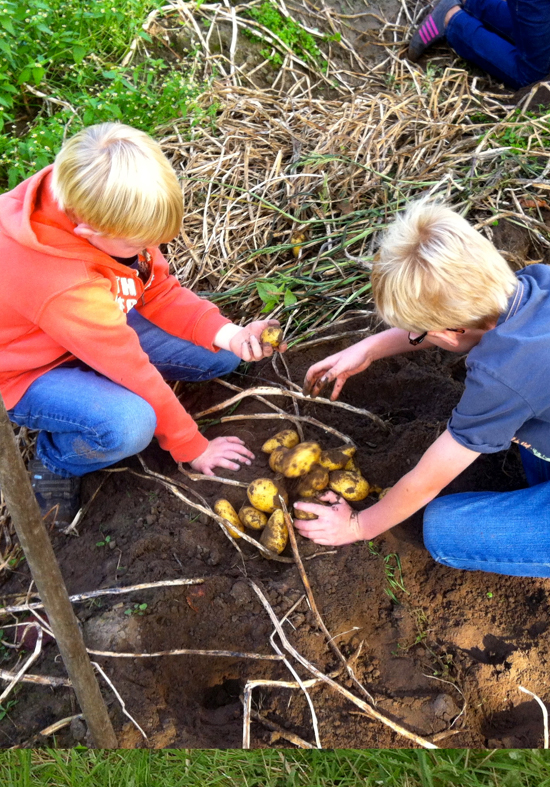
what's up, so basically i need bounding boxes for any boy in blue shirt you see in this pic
[296,200,550,577]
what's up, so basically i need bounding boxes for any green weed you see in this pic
[124,602,148,616]
[241,2,332,69]
[0,0,212,190]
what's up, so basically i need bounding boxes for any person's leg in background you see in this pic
[423,448,550,577]
[409,0,550,88]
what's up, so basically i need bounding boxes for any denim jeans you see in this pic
[446,0,550,89]
[424,446,550,577]
[8,310,240,478]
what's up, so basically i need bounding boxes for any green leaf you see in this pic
[17,67,31,85]
[256,280,282,304]
[0,18,15,35]
[73,45,86,64]
[32,65,44,85]
[261,299,279,313]
[138,603,147,610]
[284,289,297,307]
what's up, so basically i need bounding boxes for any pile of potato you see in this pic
[214,428,376,556]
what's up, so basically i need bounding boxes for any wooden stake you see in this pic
[0,394,118,748]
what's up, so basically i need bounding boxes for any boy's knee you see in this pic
[99,396,157,459]
[211,350,240,378]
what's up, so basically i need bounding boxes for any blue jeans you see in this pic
[446,0,550,89]
[424,447,550,577]
[8,310,240,478]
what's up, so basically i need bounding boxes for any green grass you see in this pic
[0,750,550,786]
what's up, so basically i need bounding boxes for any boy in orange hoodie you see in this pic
[0,123,284,526]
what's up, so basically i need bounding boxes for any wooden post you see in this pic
[0,393,118,748]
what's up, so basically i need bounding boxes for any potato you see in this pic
[344,456,361,473]
[297,464,329,497]
[260,508,289,554]
[329,470,370,501]
[214,499,245,538]
[319,445,356,471]
[378,487,391,499]
[269,445,288,473]
[260,326,283,348]
[293,498,319,520]
[262,429,300,454]
[247,478,288,513]
[280,441,322,478]
[239,505,268,530]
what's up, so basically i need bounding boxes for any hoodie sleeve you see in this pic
[135,252,231,349]
[37,279,209,462]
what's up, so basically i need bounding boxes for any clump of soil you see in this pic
[1,311,548,750]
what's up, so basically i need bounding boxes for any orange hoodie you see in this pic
[0,166,232,462]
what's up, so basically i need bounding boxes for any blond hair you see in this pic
[51,123,183,245]
[372,200,517,331]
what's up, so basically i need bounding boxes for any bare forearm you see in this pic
[357,468,442,540]
[359,327,432,363]
[357,431,480,541]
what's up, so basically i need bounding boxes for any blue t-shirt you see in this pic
[448,265,550,461]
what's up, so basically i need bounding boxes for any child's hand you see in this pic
[190,436,254,475]
[293,491,365,545]
[229,320,288,361]
[303,342,373,400]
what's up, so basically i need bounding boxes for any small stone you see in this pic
[292,614,305,628]
[432,693,460,721]
[145,515,155,526]
[108,539,117,550]
[70,717,87,742]
[207,549,220,566]
[230,581,251,605]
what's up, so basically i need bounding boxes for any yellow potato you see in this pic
[261,508,289,554]
[293,498,319,520]
[329,470,370,501]
[319,445,356,471]
[269,445,288,473]
[280,441,322,478]
[214,499,245,538]
[247,478,288,514]
[297,464,329,497]
[239,505,268,530]
[344,456,361,473]
[261,429,300,454]
[378,487,391,499]
[260,326,283,348]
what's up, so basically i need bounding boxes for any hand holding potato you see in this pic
[229,319,288,362]
[293,490,366,545]
[303,341,374,400]
[190,436,254,476]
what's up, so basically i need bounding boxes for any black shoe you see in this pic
[408,0,461,62]
[29,459,81,529]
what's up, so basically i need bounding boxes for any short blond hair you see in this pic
[372,200,517,331]
[51,123,183,245]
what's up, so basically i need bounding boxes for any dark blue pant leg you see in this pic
[446,0,550,88]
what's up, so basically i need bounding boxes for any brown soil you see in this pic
[2,257,550,749]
